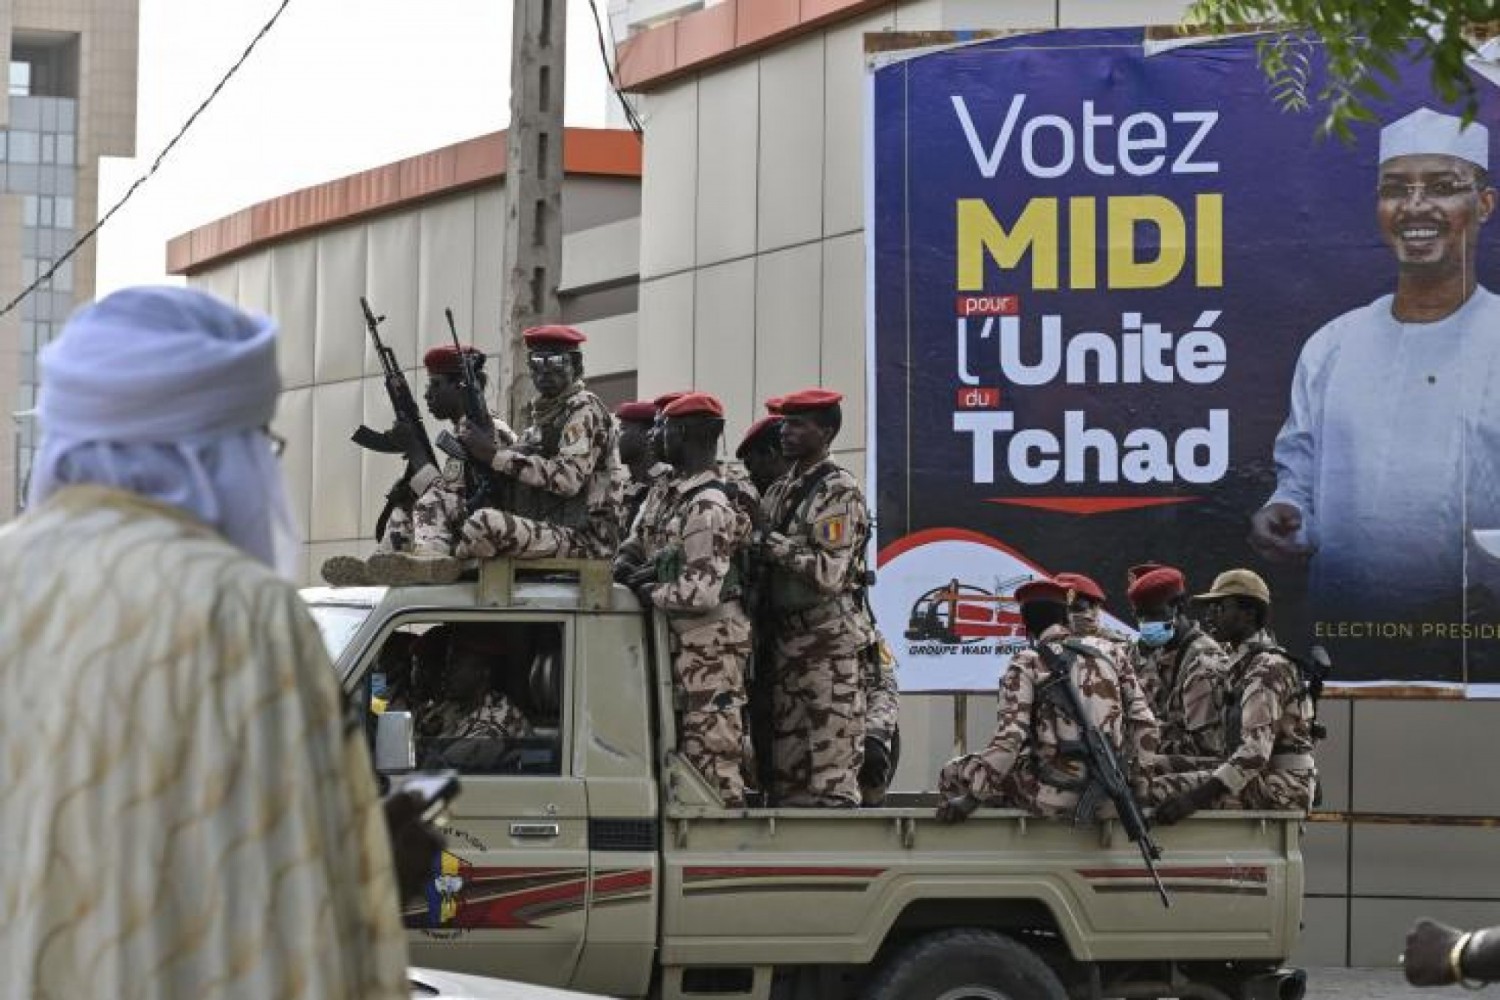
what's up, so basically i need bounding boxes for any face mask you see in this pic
[1138,621,1175,648]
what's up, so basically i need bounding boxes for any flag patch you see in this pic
[816,515,847,545]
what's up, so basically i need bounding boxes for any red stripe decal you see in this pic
[1077,866,1267,882]
[684,866,887,880]
[986,497,1200,515]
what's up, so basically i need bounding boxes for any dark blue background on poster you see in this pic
[870,29,1500,683]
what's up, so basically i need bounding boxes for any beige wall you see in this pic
[187,180,641,584]
[630,0,1500,968]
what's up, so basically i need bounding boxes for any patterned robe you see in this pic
[0,486,407,999]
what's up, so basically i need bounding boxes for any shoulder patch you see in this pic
[562,421,586,447]
[815,514,848,545]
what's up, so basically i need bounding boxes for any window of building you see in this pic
[10,131,38,164]
[9,60,30,97]
[366,619,566,777]
[54,196,72,229]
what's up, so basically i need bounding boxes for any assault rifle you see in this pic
[1036,640,1170,908]
[431,308,496,512]
[351,296,436,541]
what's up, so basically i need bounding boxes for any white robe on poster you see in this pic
[1270,285,1500,617]
[0,486,409,1000]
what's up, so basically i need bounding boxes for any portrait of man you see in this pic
[1250,107,1500,632]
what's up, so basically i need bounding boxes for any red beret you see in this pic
[1054,572,1105,604]
[1013,577,1069,606]
[523,324,586,348]
[615,400,657,424]
[1126,561,1167,586]
[1127,567,1187,607]
[423,344,486,375]
[736,415,784,458]
[777,388,843,414]
[663,392,725,419]
[765,395,787,414]
[653,390,688,411]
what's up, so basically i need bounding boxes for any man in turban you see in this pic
[0,287,436,999]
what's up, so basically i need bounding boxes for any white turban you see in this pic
[1380,107,1490,169]
[29,286,302,577]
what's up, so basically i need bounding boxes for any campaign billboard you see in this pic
[867,29,1500,691]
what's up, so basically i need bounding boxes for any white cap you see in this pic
[1379,107,1489,169]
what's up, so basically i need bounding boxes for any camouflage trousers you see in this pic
[408,478,468,555]
[1148,767,1316,811]
[671,612,752,808]
[771,621,866,807]
[455,509,614,560]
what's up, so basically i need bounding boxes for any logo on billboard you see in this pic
[904,576,1029,646]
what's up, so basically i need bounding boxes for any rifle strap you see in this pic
[774,462,839,536]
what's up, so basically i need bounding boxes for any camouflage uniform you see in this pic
[860,632,901,805]
[456,383,620,560]
[417,693,531,771]
[1130,624,1230,759]
[624,468,751,807]
[613,461,671,545]
[760,459,875,807]
[1149,630,1316,811]
[403,414,516,554]
[938,625,1159,817]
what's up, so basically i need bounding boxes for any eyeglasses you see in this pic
[527,353,573,374]
[1376,178,1478,202]
[262,426,287,458]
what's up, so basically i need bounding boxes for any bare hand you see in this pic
[1248,502,1311,563]
[460,421,499,466]
[1403,918,1465,986]
[383,791,446,903]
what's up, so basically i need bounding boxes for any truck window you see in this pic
[371,620,565,777]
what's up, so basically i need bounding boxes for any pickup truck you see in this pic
[304,559,1308,1000]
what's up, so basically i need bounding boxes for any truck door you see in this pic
[363,613,590,986]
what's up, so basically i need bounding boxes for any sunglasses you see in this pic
[527,353,573,374]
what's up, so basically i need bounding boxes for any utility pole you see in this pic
[500,0,567,428]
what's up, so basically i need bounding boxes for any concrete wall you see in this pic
[628,0,1500,967]
[187,179,641,584]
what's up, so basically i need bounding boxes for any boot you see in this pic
[321,555,373,587]
[366,551,466,586]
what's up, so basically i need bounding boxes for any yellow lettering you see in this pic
[1107,195,1186,290]
[1195,193,1223,287]
[1068,197,1097,290]
[957,198,1059,292]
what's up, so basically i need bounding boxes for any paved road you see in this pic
[1302,968,1474,998]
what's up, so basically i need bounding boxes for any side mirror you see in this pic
[375,710,416,774]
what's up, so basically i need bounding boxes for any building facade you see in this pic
[611,0,1500,970]
[0,0,139,516]
[167,127,641,584]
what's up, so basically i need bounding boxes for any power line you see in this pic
[0,0,297,321]
[585,0,645,136]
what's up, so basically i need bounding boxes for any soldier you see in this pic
[613,400,668,540]
[370,326,618,583]
[757,388,874,807]
[1152,570,1317,822]
[1126,566,1229,759]
[736,414,789,495]
[418,625,532,771]
[616,393,751,807]
[322,344,515,586]
[936,578,1159,822]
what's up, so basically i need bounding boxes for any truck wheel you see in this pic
[865,928,1067,1000]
